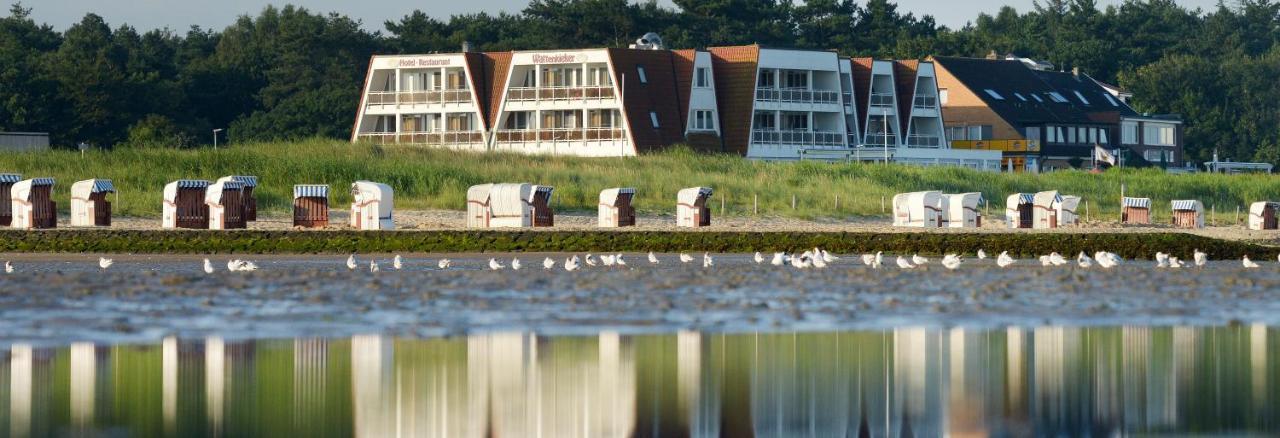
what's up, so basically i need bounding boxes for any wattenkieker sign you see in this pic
[531,53,580,64]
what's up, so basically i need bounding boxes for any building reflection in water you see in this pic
[1,325,1277,437]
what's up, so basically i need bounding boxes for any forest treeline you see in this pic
[2,0,1280,164]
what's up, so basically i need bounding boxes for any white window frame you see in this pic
[692,110,716,131]
[983,89,1004,100]
[636,65,648,84]
[695,67,709,88]
[649,111,659,128]
[938,88,949,105]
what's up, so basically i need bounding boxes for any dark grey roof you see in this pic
[932,56,1130,127]
[1034,70,1139,117]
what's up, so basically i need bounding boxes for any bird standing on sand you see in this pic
[648,252,659,264]
[203,258,215,274]
[702,253,713,268]
[392,255,403,270]
[754,252,764,264]
[437,259,452,269]
[346,254,357,270]
[564,256,580,272]
[1095,252,1120,269]
[370,260,379,273]
[543,257,555,269]
[680,253,694,263]
[810,251,827,269]
[997,251,1015,268]
[1194,250,1207,267]
[98,257,113,271]
[1169,257,1183,268]
[600,254,616,266]
[1048,252,1067,266]
[896,256,915,269]
[873,252,884,269]
[584,254,598,267]
[820,249,838,263]
[941,254,962,270]
[860,253,874,266]
[511,258,522,270]
[911,254,928,265]
[977,249,988,260]
[1077,252,1093,268]
[790,253,811,269]
[1155,252,1170,268]
[4,261,13,274]
[1038,255,1053,267]
[616,254,627,266]
[488,258,504,270]
[772,252,788,266]
[1243,256,1260,268]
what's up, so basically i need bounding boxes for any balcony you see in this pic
[869,92,895,107]
[365,90,472,106]
[753,88,840,105]
[356,131,484,145]
[494,127,626,143]
[864,134,897,146]
[751,130,845,147]
[950,139,1041,152]
[904,134,942,147]
[912,95,937,109]
[505,86,615,103]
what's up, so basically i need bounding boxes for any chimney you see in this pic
[985,50,998,60]
[461,41,474,53]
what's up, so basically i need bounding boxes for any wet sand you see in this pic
[1,253,1277,345]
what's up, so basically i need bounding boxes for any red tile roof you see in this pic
[893,60,920,136]
[481,52,513,130]
[850,57,874,134]
[463,52,492,130]
[708,45,760,155]
[608,48,686,153]
[670,49,697,133]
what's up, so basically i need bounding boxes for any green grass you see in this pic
[1,138,1277,222]
[0,229,1272,259]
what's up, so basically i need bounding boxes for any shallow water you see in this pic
[3,327,1278,437]
[2,253,1280,436]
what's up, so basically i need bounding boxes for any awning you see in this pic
[0,173,20,183]
[1122,197,1150,208]
[1016,193,1034,205]
[1172,200,1200,210]
[28,177,54,186]
[294,184,329,198]
[229,175,258,187]
[215,181,245,191]
[174,180,211,188]
[90,179,115,193]
[617,187,636,195]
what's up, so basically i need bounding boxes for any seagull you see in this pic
[615,254,626,266]
[811,251,828,268]
[702,253,713,268]
[392,255,403,270]
[1155,252,1170,268]
[564,255,580,272]
[977,249,988,260]
[488,258,504,270]
[202,258,215,274]
[911,254,928,265]
[239,260,259,272]
[227,259,240,271]
[600,254,616,267]
[1169,257,1183,268]
[1095,252,1120,269]
[346,254,357,270]
[648,252,659,264]
[860,253,874,266]
[1243,256,1260,268]
[4,261,13,274]
[772,252,788,266]
[820,249,838,263]
[584,254,597,267]
[997,251,1015,268]
[1048,252,1068,266]
[98,257,113,271]
[1077,252,1093,268]
[941,254,962,270]
[680,253,694,263]
[754,252,764,264]
[872,251,884,269]
[511,258,521,271]
[227,260,258,272]
[1038,255,1053,267]
[437,259,451,269]
[370,260,379,273]
[1194,249,1207,267]
[543,257,555,269]
[896,256,916,269]
[790,253,812,269]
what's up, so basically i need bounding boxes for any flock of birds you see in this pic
[0,247,1270,274]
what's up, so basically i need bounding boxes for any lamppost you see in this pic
[213,128,224,150]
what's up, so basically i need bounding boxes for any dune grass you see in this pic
[0,138,1276,222]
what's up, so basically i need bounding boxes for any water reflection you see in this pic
[2,326,1277,437]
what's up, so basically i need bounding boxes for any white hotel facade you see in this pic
[353,41,999,169]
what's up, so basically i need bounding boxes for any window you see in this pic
[1067,126,1076,143]
[753,112,775,130]
[1086,127,1095,143]
[1030,93,1044,103]
[648,111,659,128]
[1014,92,1027,101]
[520,69,536,87]
[588,109,616,128]
[1048,92,1068,103]
[783,113,808,130]
[946,126,966,141]
[587,67,612,86]
[695,67,709,88]
[1097,128,1108,144]
[1144,123,1175,146]
[757,70,775,88]
[1103,94,1119,107]
[783,70,808,89]
[1144,149,1164,162]
[1025,126,1041,141]
[446,113,472,131]
[939,88,949,105]
[1121,121,1138,144]
[692,110,716,131]
[636,65,648,84]
[983,89,1004,100]
[1073,90,1090,105]
[504,112,530,130]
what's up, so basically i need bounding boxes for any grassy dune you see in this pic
[0,138,1276,221]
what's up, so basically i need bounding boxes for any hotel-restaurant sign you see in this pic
[386,57,453,68]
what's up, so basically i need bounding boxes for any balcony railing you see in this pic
[505,86,615,102]
[869,92,896,107]
[864,134,897,146]
[494,127,626,143]
[751,130,845,147]
[950,139,1041,152]
[912,95,937,109]
[356,131,484,145]
[753,88,841,105]
[365,90,473,106]
[904,134,941,147]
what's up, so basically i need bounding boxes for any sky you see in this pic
[27,0,1224,33]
